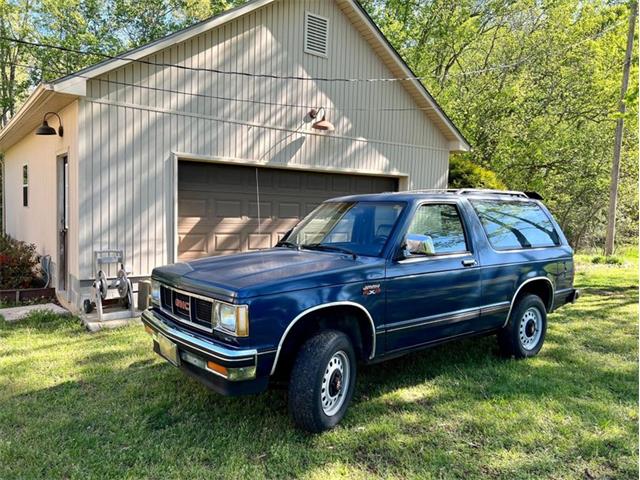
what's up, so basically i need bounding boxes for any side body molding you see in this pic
[269,301,376,375]
[503,276,555,328]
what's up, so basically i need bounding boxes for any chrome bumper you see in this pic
[141,308,258,381]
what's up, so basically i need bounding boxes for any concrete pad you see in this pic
[82,316,142,333]
[0,303,71,322]
[81,307,142,332]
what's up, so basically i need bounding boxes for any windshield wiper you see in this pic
[276,240,300,250]
[302,243,357,259]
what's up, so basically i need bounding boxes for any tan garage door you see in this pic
[177,161,398,260]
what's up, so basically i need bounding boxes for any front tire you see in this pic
[498,294,547,358]
[288,330,357,432]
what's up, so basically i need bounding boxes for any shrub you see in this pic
[0,235,40,289]
[448,156,506,190]
[591,255,623,265]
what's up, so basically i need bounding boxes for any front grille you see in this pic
[158,285,213,332]
[194,299,213,328]
[160,286,172,310]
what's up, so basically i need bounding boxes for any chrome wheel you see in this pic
[519,306,543,351]
[321,351,350,416]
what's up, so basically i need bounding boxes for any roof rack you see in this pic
[456,188,529,198]
[398,188,529,198]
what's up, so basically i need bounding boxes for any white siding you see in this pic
[77,0,450,279]
[4,101,80,297]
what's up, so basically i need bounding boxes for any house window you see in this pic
[22,164,28,207]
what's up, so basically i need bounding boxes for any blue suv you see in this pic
[143,189,579,431]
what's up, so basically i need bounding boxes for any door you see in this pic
[177,161,398,261]
[384,202,482,354]
[57,154,69,292]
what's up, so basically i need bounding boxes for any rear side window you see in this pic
[471,200,560,250]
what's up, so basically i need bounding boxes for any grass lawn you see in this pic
[0,258,637,479]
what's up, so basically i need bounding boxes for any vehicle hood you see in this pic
[152,248,385,300]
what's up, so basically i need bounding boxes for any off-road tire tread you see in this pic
[288,330,356,432]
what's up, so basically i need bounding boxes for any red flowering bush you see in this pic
[0,235,40,289]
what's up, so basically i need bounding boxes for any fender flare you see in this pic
[503,276,554,328]
[269,301,376,375]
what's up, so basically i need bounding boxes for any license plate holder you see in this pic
[157,333,180,366]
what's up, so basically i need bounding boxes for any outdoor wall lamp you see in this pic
[308,107,335,132]
[35,112,64,137]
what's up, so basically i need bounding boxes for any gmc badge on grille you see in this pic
[175,298,190,312]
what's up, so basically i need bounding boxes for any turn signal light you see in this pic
[207,360,228,377]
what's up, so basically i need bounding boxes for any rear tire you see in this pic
[288,330,357,432]
[498,294,547,358]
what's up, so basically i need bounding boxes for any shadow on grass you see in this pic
[1,284,637,478]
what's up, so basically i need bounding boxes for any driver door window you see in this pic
[405,204,468,256]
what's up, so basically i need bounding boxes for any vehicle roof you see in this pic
[328,189,538,203]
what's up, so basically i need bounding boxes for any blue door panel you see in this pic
[383,254,482,353]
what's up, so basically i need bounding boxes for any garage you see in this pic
[177,161,399,260]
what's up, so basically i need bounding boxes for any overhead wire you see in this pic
[4,61,439,112]
[0,19,625,83]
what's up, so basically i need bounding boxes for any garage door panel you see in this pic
[306,175,329,190]
[331,175,350,192]
[178,198,208,217]
[214,199,243,218]
[248,233,271,250]
[277,171,302,189]
[278,202,300,219]
[248,201,272,218]
[178,161,398,260]
[214,233,241,252]
[178,233,208,257]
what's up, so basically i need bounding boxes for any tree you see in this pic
[0,0,34,127]
[364,0,638,249]
[448,156,506,190]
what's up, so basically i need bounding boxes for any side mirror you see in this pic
[396,234,435,259]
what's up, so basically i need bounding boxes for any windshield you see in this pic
[283,201,405,257]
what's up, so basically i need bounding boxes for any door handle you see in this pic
[462,259,477,267]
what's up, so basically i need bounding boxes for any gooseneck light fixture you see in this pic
[308,107,335,132]
[35,112,64,137]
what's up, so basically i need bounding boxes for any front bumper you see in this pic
[141,308,270,396]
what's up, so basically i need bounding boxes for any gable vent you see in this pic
[304,12,329,57]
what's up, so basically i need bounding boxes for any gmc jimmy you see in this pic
[142,189,579,431]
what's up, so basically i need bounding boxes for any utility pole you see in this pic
[605,1,637,255]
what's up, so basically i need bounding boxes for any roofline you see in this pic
[0,84,49,145]
[51,0,276,92]
[4,0,470,152]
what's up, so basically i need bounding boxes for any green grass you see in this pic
[0,259,637,479]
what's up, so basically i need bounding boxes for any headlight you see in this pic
[150,279,161,306]
[214,302,249,337]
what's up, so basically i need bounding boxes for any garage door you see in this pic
[177,161,398,260]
